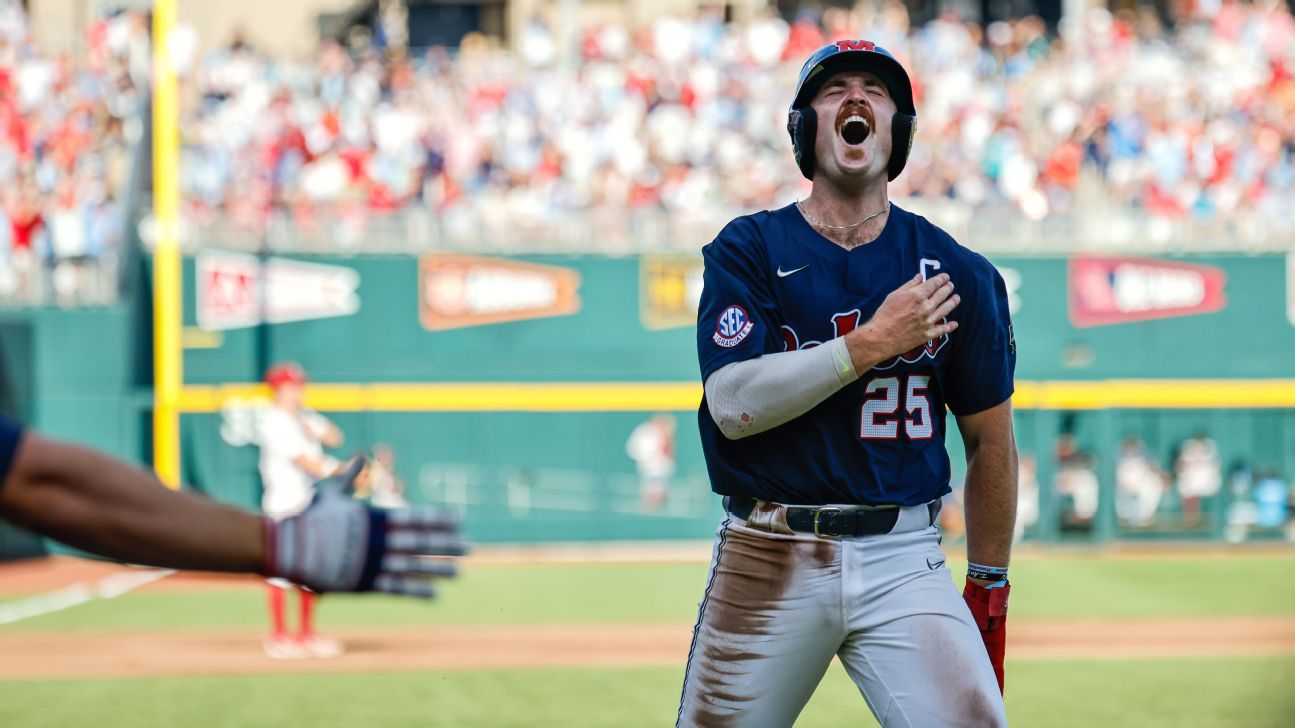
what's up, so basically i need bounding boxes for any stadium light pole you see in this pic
[152,0,182,489]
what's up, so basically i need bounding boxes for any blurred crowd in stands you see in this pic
[179,0,1295,248]
[0,5,140,305]
[3,1,1295,300]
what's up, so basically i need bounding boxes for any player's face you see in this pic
[274,383,304,410]
[810,70,895,186]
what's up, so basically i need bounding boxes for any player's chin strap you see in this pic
[963,578,1010,695]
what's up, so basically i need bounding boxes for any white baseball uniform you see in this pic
[258,405,338,518]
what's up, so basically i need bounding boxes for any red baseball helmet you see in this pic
[265,362,307,390]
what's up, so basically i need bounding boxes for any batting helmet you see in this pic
[787,40,917,181]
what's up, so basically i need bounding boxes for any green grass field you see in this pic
[1,552,1293,727]
[1,657,1293,728]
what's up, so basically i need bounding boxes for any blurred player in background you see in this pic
[0,416,466,604]
[680,41,1016,726]
[258,362,347,659]
[1014,452,1039,543]
[355,443,409,510]
[1174,431,1221,527]
[626,413,677,512]
[1251,470,1293,540]
[1116,435,1166,527]
[1055,432,1098,528]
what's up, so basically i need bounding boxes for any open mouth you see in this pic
[840,114,871,145]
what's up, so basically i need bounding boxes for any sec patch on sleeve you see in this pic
[713,305,755,348]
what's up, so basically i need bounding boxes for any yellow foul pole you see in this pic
[152,0,182,489]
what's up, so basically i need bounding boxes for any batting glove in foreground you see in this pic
[264,459,467,597]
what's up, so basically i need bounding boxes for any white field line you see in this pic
[0,568,175,625]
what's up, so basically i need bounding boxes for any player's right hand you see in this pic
[859,273,960,361]
[264,459,468,597]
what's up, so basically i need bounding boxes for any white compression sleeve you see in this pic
[704,336,860,440]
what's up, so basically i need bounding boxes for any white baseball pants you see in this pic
[676,502,1007,728]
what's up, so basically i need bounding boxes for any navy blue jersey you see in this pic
[0,414,23,494]
[696,203,1015,506]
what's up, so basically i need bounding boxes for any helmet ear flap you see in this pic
[888,113,916,181]
[787,107,818,180]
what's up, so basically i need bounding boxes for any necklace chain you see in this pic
[796,200,890,230]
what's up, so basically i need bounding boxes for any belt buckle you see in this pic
[812,507,844,539]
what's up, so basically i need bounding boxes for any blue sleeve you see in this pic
[0,414,24,494]
[943,255,1016,416]
[696,220,783,381]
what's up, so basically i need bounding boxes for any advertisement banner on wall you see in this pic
[196,251,361,331]
[1068,255,1227,328]
[419,254,582,331]
[639,256,704,330]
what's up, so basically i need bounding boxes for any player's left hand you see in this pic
[264,459,468,597]
[963,578,1010,694]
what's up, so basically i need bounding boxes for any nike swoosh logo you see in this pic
[926,558,946,571]
[832,347,853,375]
[777,265,809,278]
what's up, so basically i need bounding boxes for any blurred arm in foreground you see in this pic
[0,417,466,597]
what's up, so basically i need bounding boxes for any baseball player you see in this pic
[258,362,348,659]
[0,415,465,601]
[678,41,1017,727]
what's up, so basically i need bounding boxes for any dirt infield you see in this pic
[0,618,1293,679]
[0,557,261,595]
[1,557,1294,680]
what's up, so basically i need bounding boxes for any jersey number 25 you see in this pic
[860,375,933,440]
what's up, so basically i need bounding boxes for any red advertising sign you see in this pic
[1068,255,1227,328]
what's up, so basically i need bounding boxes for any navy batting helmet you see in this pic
[787,40,917,181]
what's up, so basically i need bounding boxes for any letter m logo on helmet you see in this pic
[835,40,875,52]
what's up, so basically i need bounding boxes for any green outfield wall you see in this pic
[2,252,1293,547]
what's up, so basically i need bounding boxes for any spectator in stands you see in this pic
[4,181,43,300]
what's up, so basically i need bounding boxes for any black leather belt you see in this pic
[725,495,941,538]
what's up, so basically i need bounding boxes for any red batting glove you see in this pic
[962,579,1010,695]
